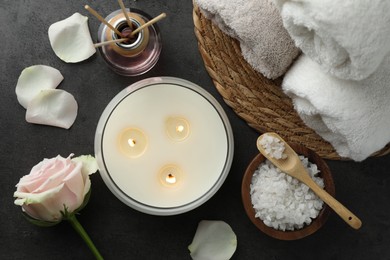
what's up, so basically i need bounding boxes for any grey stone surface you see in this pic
[1,1,389,259]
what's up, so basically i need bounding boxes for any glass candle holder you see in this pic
[94,77,234,216]
[97,8,162,76]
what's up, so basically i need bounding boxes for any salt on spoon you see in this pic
[257,132,362,230]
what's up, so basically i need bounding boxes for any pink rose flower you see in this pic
[14,154,98,222]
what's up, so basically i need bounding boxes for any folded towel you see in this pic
[196,0,300,79]
[282,55,390,161]
[274,0,390,80]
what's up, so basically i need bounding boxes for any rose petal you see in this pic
[18,183,78,221]
[26,89,78,129]
[71,155,97,198]
[48,12,96,63]
[82,178,91,199]
[15,65,63,109]
[188,220,237,260]
[18,162,69,193]
[14,184,64,206]
[72,155,99,177]
[35,161,76,193]
[16,156,69,192]
[62,162,86,205]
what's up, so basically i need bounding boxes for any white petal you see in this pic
[14,183,65,205]
[72,155,99,176]
[188,221,237,260]
[48,12,96,63]
[15,65,63,109]
[26,89,78,129]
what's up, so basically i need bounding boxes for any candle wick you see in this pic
[128,138,136,147]
[166,173,176,184]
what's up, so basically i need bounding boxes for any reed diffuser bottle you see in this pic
[96,8,163,76]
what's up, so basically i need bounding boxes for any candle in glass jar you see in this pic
[95,77,234,215]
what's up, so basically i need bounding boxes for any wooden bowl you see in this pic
[241,143,335,240]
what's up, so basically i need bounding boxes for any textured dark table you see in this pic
[1,1,390,259]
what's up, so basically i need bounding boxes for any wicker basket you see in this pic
[193,4,390,160]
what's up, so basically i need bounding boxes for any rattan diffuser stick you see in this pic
[94,38,129,48]
[131,13,167,36]
[85,5,124,38]
[117,0,133,30]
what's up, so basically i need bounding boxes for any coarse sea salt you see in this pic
[258,134,287,159]
[250,156,324,231]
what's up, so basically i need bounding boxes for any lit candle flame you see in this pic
[159,164,182,187]
[128,138,136,147]
[166,173,176,184]
[176,125,184,133]
[166,117,190,141]
[119,128,147,158]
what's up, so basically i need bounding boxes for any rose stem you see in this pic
[94,38,129,48]
[68,214,104,260]
[85,5,124,38]
[130,12,167,36]
[117,0,133,30]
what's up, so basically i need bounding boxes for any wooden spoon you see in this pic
[257,132,362,230]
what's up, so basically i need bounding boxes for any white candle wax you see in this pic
[95,77,234,215]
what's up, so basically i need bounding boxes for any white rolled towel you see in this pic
[282,55,390,161]
[195,0,300,79]
[274,0,390,80]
